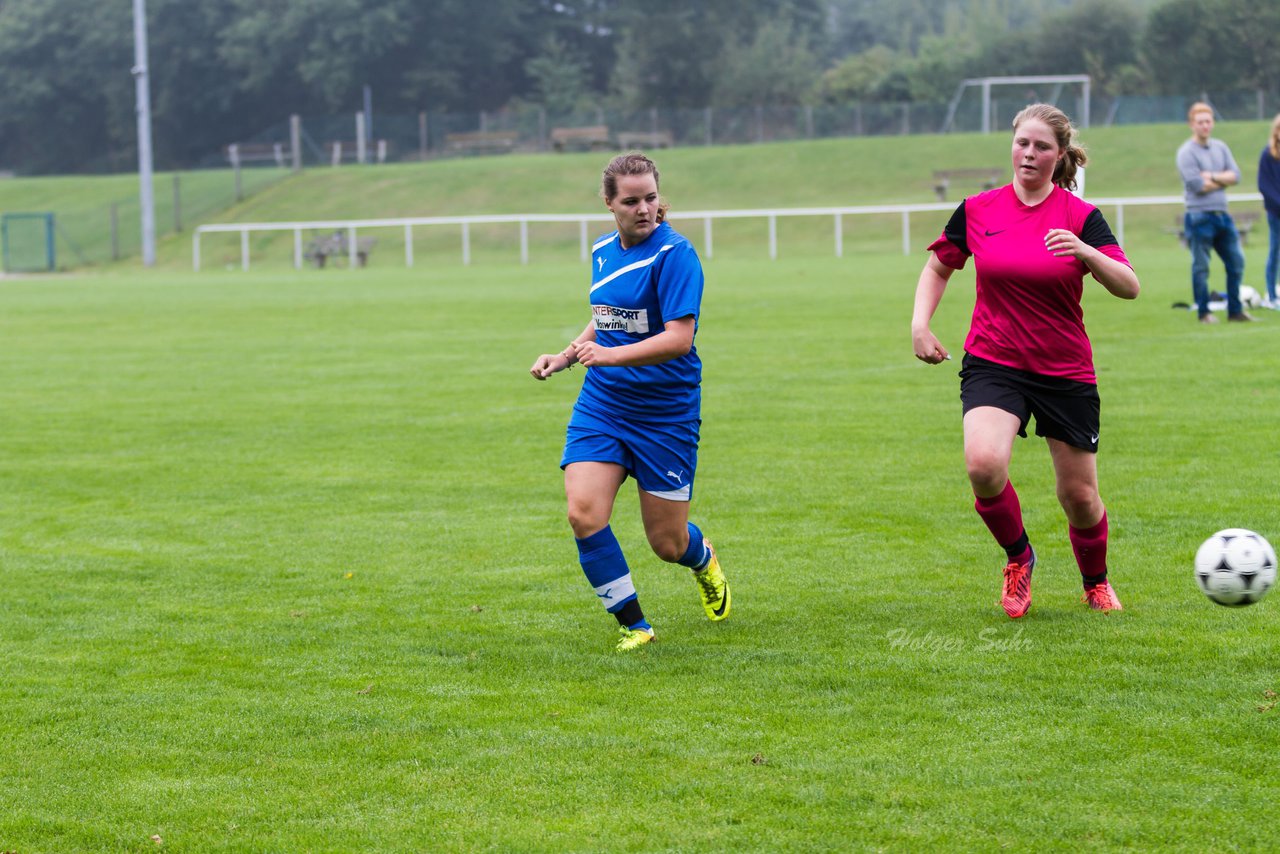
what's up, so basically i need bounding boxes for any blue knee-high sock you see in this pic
[676,522,711,571]
[576,526,647,630]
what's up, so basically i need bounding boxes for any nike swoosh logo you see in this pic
[985,229,1006,236]
[713,584,729,618]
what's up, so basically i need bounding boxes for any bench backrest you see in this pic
[616,130,674,149]
[308,235,376,253]
[550,125,609,141]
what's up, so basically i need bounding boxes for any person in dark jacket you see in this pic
[1257,114,1280,308]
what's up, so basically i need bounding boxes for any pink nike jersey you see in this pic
[928,184,1132,383]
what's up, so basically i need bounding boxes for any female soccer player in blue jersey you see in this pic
[530,153,730,652]
[911,104,1140,619]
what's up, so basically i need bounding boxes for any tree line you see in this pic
[0,0,1274,175]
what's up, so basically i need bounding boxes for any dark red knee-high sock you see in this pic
[1070,511,1109,587]
[974,480,1031,564]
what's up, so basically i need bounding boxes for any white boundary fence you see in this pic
[192,193,1265,272]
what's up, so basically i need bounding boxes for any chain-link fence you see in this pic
[14,89,1277,270]
[42,168,290,269]
[216,91,1280,168]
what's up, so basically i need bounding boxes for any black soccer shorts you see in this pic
[959,353,1101,453]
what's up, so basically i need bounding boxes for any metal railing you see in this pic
[192,193,1267,272]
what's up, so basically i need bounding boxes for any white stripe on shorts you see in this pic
[644,483,691,502]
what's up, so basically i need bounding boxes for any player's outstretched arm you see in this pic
[912,254,954,364]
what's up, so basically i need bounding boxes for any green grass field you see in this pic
[2,240,1279,849]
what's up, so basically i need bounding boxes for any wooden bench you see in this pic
[933,168,1004,201]
[445,131,519,155]
[226,142,289,167]
[616,130,674,150]
[550,125,612,152]
[305,234,377,268]
[1167,211,1261,247]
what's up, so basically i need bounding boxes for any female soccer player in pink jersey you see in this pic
[910,103,1140,618]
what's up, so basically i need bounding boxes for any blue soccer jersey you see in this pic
[574,220,704,422]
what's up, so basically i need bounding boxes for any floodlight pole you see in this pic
[363,84,373,147]
[132,0,156,266]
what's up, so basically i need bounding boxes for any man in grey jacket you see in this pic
[1177,101,1251,323]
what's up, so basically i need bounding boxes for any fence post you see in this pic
[462,222,471,266]
[44,212,55,270]
[355,112,367,165]
[294,228,302,269]
[520,220,529,265]
[110,203,120,260]
[405,223,414,268]
[240,229,249,271]
[172,174,182,232]
[290,114,302,171]
[834,213,842,258]
[703,217,713,259]
[229,144,243,201]
[768,214,776,259]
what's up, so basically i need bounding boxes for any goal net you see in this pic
[942,75,1092,134]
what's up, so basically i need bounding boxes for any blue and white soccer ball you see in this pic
[1194,529,1277,607]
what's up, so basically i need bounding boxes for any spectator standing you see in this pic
[1257,114,1280,308]
[1177,102,1251,323]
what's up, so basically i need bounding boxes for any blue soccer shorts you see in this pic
[560,406,700,501]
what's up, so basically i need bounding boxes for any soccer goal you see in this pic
[941,75,1092,134]
[1,212,57,272]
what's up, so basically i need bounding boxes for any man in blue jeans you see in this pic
[1177,101,1252,324]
